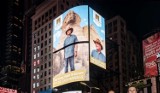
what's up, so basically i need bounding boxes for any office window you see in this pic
[49,46,51,51]
[41,28,44,33]
[34,40,36,44]
[45,40,47,46]
[37,60,40,65]
[49,30,51,36]
[49,23,51,28]
[34,54,36,59]
[41,36,43,41]
[34,69,36,74]
[49,61,51,67]
[45,26,47,31]
[49,38,51,44]
[34,61,36,66]
[38,38,40,43]
[45,55,47,60]
[37,53,40,57]
[48,69,51,75]
[45,33,47,38]
[37,67,40,72]
[33,76,36,79]
[37,45,40,50]
[45,48,47,53]
[41,43,43,48]
[41,65,43,70]
[37,74,39,79]
[33,83,35,88]
[48,77,51,83]
[37,82,39,87]
[45,63,47,68]
[34,47,36,52]
[44,79,46,84]
[49,53,51,59]
[41,50,43,56]
[45,71,47,76]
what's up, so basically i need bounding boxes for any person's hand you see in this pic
[74,51,77,57]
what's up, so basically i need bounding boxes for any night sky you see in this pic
[86,0,160,41]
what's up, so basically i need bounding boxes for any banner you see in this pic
[143,32,160,77]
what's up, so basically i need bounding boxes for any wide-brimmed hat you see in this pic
[65,27,73,35]
[93,38,103,50]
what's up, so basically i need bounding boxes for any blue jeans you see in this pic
[65,56,75,73]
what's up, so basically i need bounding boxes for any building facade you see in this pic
[0,0,24,91]
[30,0,82,93]
[106,16,143,93]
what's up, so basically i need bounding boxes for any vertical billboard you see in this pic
[89,8,106,69]
[53,5,89,87]
[143,32,160,77]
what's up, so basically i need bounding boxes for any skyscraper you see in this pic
[106,15,143,93]
[0,0,24,90]
[30,0,82,93]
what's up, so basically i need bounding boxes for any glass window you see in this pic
[34,47,36,52]
[37,67,40,72]
[37,45,40,50]
[34,54,36,59]
[33,83,35,88]
[37,60,40,65]
[49,31,51,36]
[37,74,39,79]
[34,69,36,74]
[34,61,36,66]
[37,82,39,87]
[37,53,40,57]
[33,76,36,79]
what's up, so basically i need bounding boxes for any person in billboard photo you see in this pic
[91,38,106,63]
[64,27,78,73]
[128,86,137,93]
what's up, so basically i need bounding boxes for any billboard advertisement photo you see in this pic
[143,32,160,77]
[52,5,89,88]
[89,8,106,69]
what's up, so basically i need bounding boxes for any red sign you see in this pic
[143,32,160,77]
[0,87,17,93]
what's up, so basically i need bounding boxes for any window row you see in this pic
[34,6,56,30]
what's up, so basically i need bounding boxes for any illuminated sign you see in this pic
[90,8,106,69]
[0,87,17,93]
[142,32,160,76]
[53,5,89,88]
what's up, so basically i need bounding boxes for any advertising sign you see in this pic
[0,87,17,93]
[53,5,89,87]
[89,8,106,69]
[143,32,160,76]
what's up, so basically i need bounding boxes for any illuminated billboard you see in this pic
[53,5,89,88]
[143,32,160,77]
[89,8,106,69]
[62,91,82,93]
[0,87,17,93]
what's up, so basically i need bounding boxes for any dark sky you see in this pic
[86,0,160,40]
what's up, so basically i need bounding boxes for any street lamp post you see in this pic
[80,82,100,93]
[155,53,160,93]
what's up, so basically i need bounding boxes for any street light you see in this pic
[80,82,100,93]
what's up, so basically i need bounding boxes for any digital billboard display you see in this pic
[53,5,89,88]
[89,8,106,69]
[143,32,160,76]
[0,87,17,93]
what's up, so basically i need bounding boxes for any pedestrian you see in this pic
[128,86,137,93]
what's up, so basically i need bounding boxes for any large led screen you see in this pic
[89,8,106,69]
[52,5,89,88]
[143,32,160,77]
